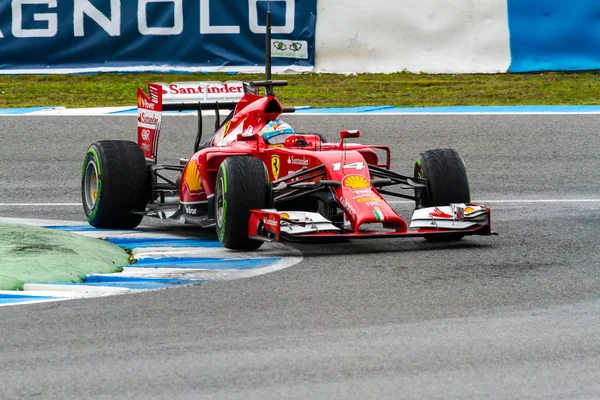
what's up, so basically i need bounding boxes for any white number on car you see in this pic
[332,162,366,171]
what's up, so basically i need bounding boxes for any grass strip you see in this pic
[0,224,130,291]
[1,72,599,108]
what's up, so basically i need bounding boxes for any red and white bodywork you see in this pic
[136,82,493,242]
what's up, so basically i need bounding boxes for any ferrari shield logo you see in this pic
[222,121,232,136]
[271,155,280,180]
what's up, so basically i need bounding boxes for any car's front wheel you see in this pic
[414,148,471,241]
[215,156,270,250]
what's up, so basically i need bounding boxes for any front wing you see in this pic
[249,204,493,243]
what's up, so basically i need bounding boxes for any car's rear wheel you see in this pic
[414,148,470,241]
[82,140,150,229]
[215,156,270,250]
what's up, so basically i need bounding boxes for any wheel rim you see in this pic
[216,176,225,227]
[84,160,99,211]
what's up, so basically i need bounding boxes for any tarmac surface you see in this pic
[0,114,599,399]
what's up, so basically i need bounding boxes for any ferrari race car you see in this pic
[81,77,492,250]
[81,12,493,251]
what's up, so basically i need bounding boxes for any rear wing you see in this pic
[137,81,250,163]
[158,81,250,105]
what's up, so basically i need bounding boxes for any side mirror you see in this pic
[340,130,360,140]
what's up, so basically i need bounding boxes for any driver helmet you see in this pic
[261,120,295,145]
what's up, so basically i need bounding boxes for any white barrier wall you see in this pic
[315,0,512,74]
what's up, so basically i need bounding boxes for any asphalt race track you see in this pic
[1,114,599,399]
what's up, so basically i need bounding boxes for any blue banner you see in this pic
[508,0,600,72]
[0,0,316,73]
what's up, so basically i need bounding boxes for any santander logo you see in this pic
[162,83,243,96]
[138,113,159,125]
[287,156,309,166]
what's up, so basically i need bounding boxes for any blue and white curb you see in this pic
[0,107,66,115]
[0,218,301,307]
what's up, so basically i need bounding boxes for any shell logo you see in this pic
[280,213,290,219]
[465,206,476,214]
[343,175,370,189]
[185,160,203,193]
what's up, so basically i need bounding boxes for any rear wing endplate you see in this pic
[137,81,250,163]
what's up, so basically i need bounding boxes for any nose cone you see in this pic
[337,186,407,232]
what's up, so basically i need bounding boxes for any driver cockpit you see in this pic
[261,119,325,149]
[261,119,297,146]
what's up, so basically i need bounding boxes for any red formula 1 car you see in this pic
[81,78,493,250]
[81,14,493,250]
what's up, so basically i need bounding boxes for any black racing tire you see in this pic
[414,148,471,242]
[215,156,270,250]
[81,140,151,229]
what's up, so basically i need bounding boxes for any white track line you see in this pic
[133,247,237,259]
[0,217,88,226]
[474,199,600,204]
[3,199,600,207]
[297,112,600,116]
[0,203,82,206]
[388,199,600,204]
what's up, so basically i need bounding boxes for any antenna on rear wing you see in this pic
[265,0,272,87]
[250,0,288,96]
